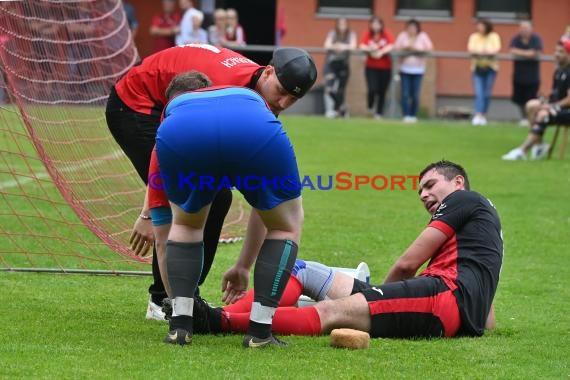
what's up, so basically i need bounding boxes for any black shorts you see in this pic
[550,108,570,125]
[105,86,160,184]
[511,82,539,107]
[355,276,460,338]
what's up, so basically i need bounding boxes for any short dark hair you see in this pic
[165,71,212,100]
[419,160,470,190]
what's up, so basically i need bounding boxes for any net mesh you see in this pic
[0,1,247,272]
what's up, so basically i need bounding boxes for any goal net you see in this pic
[0,1,247,273]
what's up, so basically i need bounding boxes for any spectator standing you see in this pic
[225,8,246,47]
[185,10,208,44]
[509,21,543,126]
[323,17,357,118]
[149,0,181,54]
[393,19,433,123]
[467,18,501,126]
[207,8,227,46]
[175,0,200,46]
[359,16,394,120]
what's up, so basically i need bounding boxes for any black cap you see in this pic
[272,47,317,98]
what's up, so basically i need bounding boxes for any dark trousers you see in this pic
[365,67,392,116]
[105,86,230,302]
[325,60,350,113]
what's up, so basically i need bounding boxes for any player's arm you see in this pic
[383,226,448,283]
[129,185,154,256]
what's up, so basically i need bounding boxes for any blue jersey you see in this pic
[156,87,301,212]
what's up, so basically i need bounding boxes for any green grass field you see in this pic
[1,116,569,379]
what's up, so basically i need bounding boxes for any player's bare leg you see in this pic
[315,293,372,334]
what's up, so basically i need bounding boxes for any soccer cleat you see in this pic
[192,296,225,334]
[163,328,192,345]
[146,296,167,321]
[502,148,527,161]
[242,334,288,348]
[530,143,550,160]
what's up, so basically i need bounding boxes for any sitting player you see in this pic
[191,160,502,339]
[502,39,570,160]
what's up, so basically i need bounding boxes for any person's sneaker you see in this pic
[530,143,550,160]
[163,328,192,345]
[502,148,527,161]
[146,296,167,321]
[242,334,288,348]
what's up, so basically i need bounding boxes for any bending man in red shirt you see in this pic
[105,44,317,320]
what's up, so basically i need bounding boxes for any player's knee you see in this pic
[525,99,541,113]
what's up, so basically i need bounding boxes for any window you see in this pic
[317,0,373,17]
[476,0,531,20]
[396,0,452,18]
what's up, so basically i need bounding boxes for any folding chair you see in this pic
[548,124,570,159]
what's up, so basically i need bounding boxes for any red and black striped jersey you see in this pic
[421,190,503,336]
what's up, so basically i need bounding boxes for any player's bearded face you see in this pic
[418,170,462,215]
[259,67,298,115]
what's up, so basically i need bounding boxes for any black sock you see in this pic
[166,241,203,298]
[247,239,298,338]
[252,239,298,307]
[248,321,271,339]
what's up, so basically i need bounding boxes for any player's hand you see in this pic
[129,216,154,257]
[221,265,249,305]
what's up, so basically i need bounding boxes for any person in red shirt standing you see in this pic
[105,44,317,321]
[359,16,394,119]
[149,0,181,54]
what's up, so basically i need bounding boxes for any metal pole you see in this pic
[1,267,152,276]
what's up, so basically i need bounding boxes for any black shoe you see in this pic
[192,295,224,334]
[242,334,288,348]
[164,328,192,345]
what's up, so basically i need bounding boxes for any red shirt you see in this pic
[359,29,394,70]
[114,44,261,115]
[150,12,181,54]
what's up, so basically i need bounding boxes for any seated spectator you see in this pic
[208,8,227,46]
[509,21,543,127]
[225,8,246,47]
[502,40,570,161]
[149,0,181,54]
[393,19,433,123]
[323,17,357,118]
[468,18,501,126]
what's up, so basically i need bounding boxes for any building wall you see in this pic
[128,0,569,117]
[277,0,569,99]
